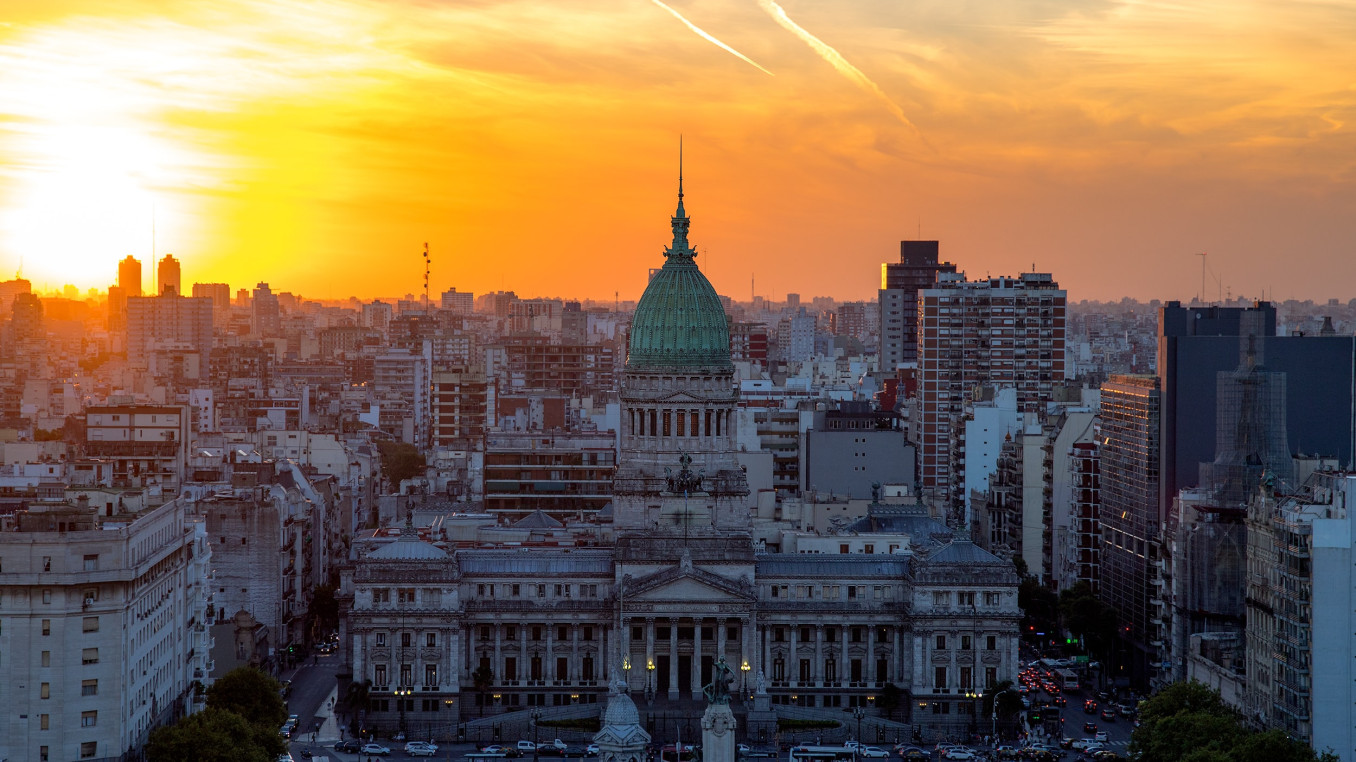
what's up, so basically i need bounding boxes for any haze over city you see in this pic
[2,0,1354,303]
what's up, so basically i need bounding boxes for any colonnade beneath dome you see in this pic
[626,406,733,440]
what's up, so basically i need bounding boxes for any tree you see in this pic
[878,682,901,721]
[1130,681,1335,762]
[306,584,340,639]
[377,441,425,486]
[146,707,280,762]
[206,666,287,731]
[1018,577,1059,641]
[344,677,373,734]
[1059,581,1119,657]
[472,664,494,717]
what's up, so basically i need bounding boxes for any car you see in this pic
[278,755,295,762]
[539,746,565,757]
[406,741,440,757]
[942,749,976,761]
[895,747,927,760]
[1083,721,1098,733]
[483,746,511,754]
[1053,696,1068,707]
[586,745,600,757]
[995,746,1020,759]
[334,740,362,753]
[858,748,890,759]
[1093,732,1108,743]
[361,743,391,756]
[1058,738,1075,749]
[1083,700,1098,714]
[1100,709,1116,722]
[518,741,540,753]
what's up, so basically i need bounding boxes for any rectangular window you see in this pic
[375,665,388,685]
[986,635,997,651]
[42,589,51,604]
[935,635,946,650]
[40,714,50,730]
[42,556,51,572]
[40,747,47,762]
[557,625,568,641]
[506,626,517,641]
[41,650,51,667]
[83,554,98,571]
[426,633,437,647]
[41,682,50,699]
[42,619,50,636]
[400,664,413,686]
[934,666,947,691]
[958,591,975,606]
[81,648,98,665]
[402,632,412,647]
[82,679,98,696]
[961,635,972,650]
[81,711,97,727]
[583,626,594,641]
[83,617,99,633]
[985,667,997,691]
[425,664,438,686]
[512,584,520,597]
[376,632,387,647]
[81,742,97,758]
[960,666,973,692]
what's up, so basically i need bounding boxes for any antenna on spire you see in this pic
[679,135,684,201]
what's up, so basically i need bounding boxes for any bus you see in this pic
[788,746,856,762]
[660,745,699,762]
[1056,668,1080,692]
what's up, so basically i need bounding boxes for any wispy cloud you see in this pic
[651,0,773,76]
[756,0,925,144]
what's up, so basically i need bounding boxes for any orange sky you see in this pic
[1,0,1353,304]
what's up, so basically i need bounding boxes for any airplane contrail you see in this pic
[757,0,926,142]
[651,0,774,76]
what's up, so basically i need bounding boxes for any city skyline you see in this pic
[1,0,1354,303]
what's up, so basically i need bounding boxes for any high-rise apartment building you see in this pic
[118,256,142,297]
[125,292,214,368]
[879,240,956,370]
[191,282,231,318]
[0,498,213,762]
[431,369,491,448]
[250,282,281,337]
[440,287,474,314]
[917,272,1067,511]
[157,254,181,296]
[1245,472,1356,760]
[1097,374,1161,682]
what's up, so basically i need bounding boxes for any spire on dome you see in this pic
[667,137,694,262]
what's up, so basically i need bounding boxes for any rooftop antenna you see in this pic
[1195,251,1207,304]
[151,204,156,295]
[422,242,431,310]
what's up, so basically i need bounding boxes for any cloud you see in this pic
[650,0,773,76]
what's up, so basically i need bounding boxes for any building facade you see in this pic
[879,241,956,370]
[340,174,1021,741]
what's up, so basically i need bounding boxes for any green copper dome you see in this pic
[627,170,731,370]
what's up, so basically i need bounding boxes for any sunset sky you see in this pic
[0,0,1353,303]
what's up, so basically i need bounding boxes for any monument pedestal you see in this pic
[701,703,736,762]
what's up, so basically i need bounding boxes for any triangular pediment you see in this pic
[627,564,754,604]
[653,390,707,404]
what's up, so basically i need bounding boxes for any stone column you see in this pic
[668,619,679,700]
[572,625,581,683]
[520,625,529,684]
[761,625,769,682]
[867,625,877,687]
[547,624,556,683]
[894,627,904,682]
[839,627,848,687]
[646,617,656,694]
[450,628,461,688]
[717,617,727,664]
[789,625,799,686]
[693,618,704,700]
[494,623,502,684]
[814,625,824,686]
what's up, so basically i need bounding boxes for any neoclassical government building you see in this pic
[339,174,1021,738]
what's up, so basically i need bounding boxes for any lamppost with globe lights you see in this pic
[531,709,542,762]
[646,659,656,701]
[395,687,412,734]
[852,707,865,761]
[741,660,751,702]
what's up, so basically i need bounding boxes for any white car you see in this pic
[361,743,391,756]
[943,749,977,761]
[406,741,439,757]
[1094,731,1108,742]
[586,746,600,757]
[858,748,890,759]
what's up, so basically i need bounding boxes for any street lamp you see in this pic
[647,659,656,700]
[531,709,542,762]
[396,687,412,733]
[852,707,865,760]
[741,660,751,701]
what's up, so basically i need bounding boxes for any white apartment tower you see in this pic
[0,498,213,761]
